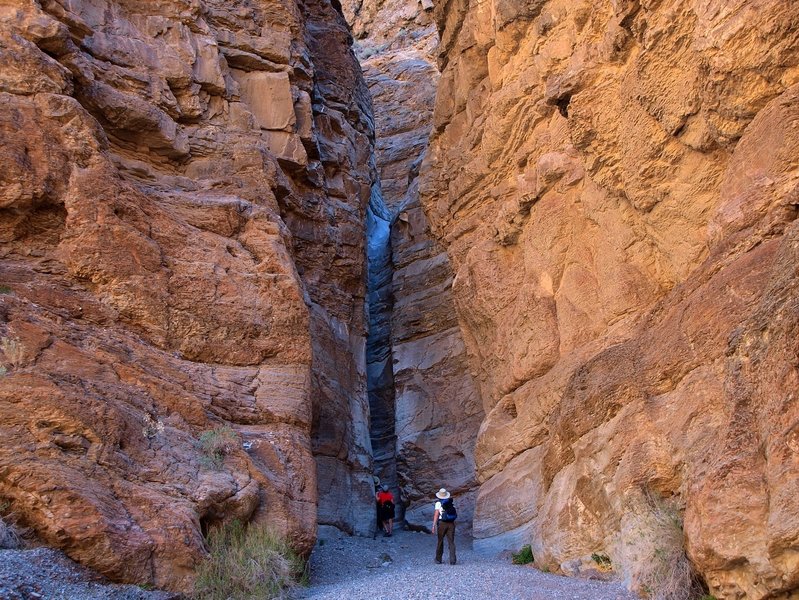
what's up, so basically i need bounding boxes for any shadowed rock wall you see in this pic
[0,0,375,590]
[365,182,396,496]
[422,0,799,597]
[343,0,485,527]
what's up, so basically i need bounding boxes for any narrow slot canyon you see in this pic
[352,0,485,531]
[365,183,397,505]
[1,1,799,599]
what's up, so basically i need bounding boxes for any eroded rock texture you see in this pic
[422,0,799,597]
[343,0,484,526]
[0,0,375,591]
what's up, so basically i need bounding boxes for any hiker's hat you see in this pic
[436,488,450,499]
[381,484,389,492]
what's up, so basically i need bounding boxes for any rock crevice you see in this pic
[344,0,485,528]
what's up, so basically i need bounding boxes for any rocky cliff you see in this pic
[4,0,799,597]
[422,0,799,597]
[344,0,485,526]
[0,0,375,591]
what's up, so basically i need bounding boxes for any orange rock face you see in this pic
[0,0,375,591]
[421,0,799,597]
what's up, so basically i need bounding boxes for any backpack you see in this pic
[379,494,395,519]
[439,498,457,522]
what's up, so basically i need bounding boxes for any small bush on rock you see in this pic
[194,520,305,600]
[512,544,534,565]
[0,516,21,549]
[591,552,613,570]
[625,490,706,600]
[198,426,240,469]
[0,336,24,370]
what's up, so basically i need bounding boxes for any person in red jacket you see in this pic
[376,484,395,537]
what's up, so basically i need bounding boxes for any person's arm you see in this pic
[432,502,440,534]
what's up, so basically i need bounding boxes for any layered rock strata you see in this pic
[422,0,799,598]
[0,0,375,591]
[298,0,377,538]
[344,0,484,525]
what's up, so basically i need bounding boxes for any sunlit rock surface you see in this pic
[421,0,799,597]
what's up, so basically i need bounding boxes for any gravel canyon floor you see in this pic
[294,529,637,600]
[0,530,636,600]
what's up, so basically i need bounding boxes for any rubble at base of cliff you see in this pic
[0,548,181,600]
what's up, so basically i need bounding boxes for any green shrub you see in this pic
[198,426,240,469]
[512,544,534,565]
[194,520,305,600]
[591,552,612,569]
[0,285,12,294]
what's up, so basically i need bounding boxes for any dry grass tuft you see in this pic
[631,490,706,600]
[0,502,25,550]
[194,520,305,600]
[0,336,24,370]
[198,426,240,469]
[0,516,21,549]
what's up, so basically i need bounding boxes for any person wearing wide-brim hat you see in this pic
[432,488,457,565]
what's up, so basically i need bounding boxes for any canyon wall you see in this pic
[422,0,799,598]
[344,0,484,525]
[0,0,375,591]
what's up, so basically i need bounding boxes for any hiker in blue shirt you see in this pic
[431,487,457,565]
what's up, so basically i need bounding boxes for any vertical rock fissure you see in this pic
[366,184,399,507]
[346,0,486,531]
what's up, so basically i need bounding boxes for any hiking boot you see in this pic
[435,559,442,564]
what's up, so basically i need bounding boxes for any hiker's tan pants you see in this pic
[436,521,456,564]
